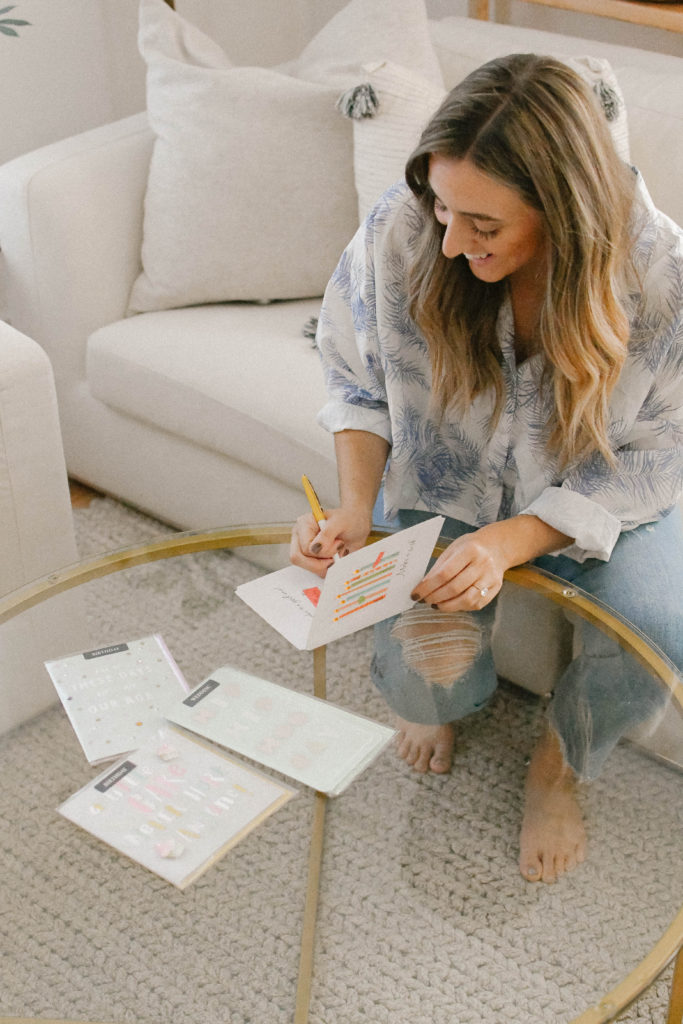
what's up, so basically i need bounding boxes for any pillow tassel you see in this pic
[302,315,319,348]
[336,83,379,120]
[593,79,620,122]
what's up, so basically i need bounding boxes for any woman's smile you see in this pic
[463,252,494,263]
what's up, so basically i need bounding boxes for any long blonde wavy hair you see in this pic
[405,53,638,467]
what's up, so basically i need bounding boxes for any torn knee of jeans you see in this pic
[390,605,482,686]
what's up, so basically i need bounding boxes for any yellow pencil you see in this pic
[301,474,341,560]
[301,474,326,524]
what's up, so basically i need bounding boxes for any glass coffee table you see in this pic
[0,522,681,1024]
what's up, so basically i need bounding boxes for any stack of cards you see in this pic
[46,517,443,886]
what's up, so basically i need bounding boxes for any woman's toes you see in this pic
[394,719,455,775]
[429,745,453,773]
[520,858,543,883]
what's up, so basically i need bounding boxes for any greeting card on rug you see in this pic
[45,635,190,765]
[58,726,295,888]
[235,516,444,650]
[165,665,396,796]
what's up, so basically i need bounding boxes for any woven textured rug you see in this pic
[1,497,680,1024]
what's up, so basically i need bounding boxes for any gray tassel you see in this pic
[594,80,620,123]
[336,83,379,120]
[302,315,319,348]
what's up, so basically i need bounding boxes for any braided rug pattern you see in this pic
[0,497,680,1024]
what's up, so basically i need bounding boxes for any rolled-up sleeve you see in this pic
[315,198,405,446]
[522,487,622,561]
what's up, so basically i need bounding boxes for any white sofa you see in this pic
[0,12,681,757]
[0,322,88,735]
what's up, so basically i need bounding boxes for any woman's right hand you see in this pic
[289,507,372,578]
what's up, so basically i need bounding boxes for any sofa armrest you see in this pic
[0,113,153,386]
[0,321,89,734]
[0,322,80,589]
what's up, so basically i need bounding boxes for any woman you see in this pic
[290,54,683,883]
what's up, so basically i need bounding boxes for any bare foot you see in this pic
[395,716,455,774]
[519,727,587,883]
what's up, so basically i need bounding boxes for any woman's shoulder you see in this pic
[362,182,425,252]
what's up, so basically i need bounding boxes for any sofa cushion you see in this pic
[621,67,683,230]
[128,0,442,315]
[87,301,335,486]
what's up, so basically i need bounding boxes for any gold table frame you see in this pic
[0,522,681,1024]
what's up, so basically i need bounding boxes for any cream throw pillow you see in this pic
[286,0,443,90]
[346,61,445,221]
[128,0,443,314]
[562,55,630,162]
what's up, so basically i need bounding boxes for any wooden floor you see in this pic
[68,479,101,509]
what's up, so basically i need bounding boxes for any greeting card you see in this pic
[165,665,396,796]
[58,726,295,888]
[235,516,444,650]
[45,635,190,764]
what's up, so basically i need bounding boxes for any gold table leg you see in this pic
[667,945,683,1024]
[294,646,328,1024]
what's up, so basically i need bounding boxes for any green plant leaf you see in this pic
[0,18,30,25]
[0,24,18,34]
[0,6,16,14]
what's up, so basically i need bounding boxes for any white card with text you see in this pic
[45,634,190,765]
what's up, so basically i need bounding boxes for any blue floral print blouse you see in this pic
[316,174,683,563]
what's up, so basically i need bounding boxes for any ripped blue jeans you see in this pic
[371,508,683,781]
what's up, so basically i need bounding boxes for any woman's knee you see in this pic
[389,605,484,685]
[541,513,683,667]
[371,608,498,723]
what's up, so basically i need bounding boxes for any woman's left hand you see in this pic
[410,516,573,612]
[410,526,507,611]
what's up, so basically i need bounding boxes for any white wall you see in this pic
[0,0,350,165]
[0,0,681,167]
[0,0,121,165]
